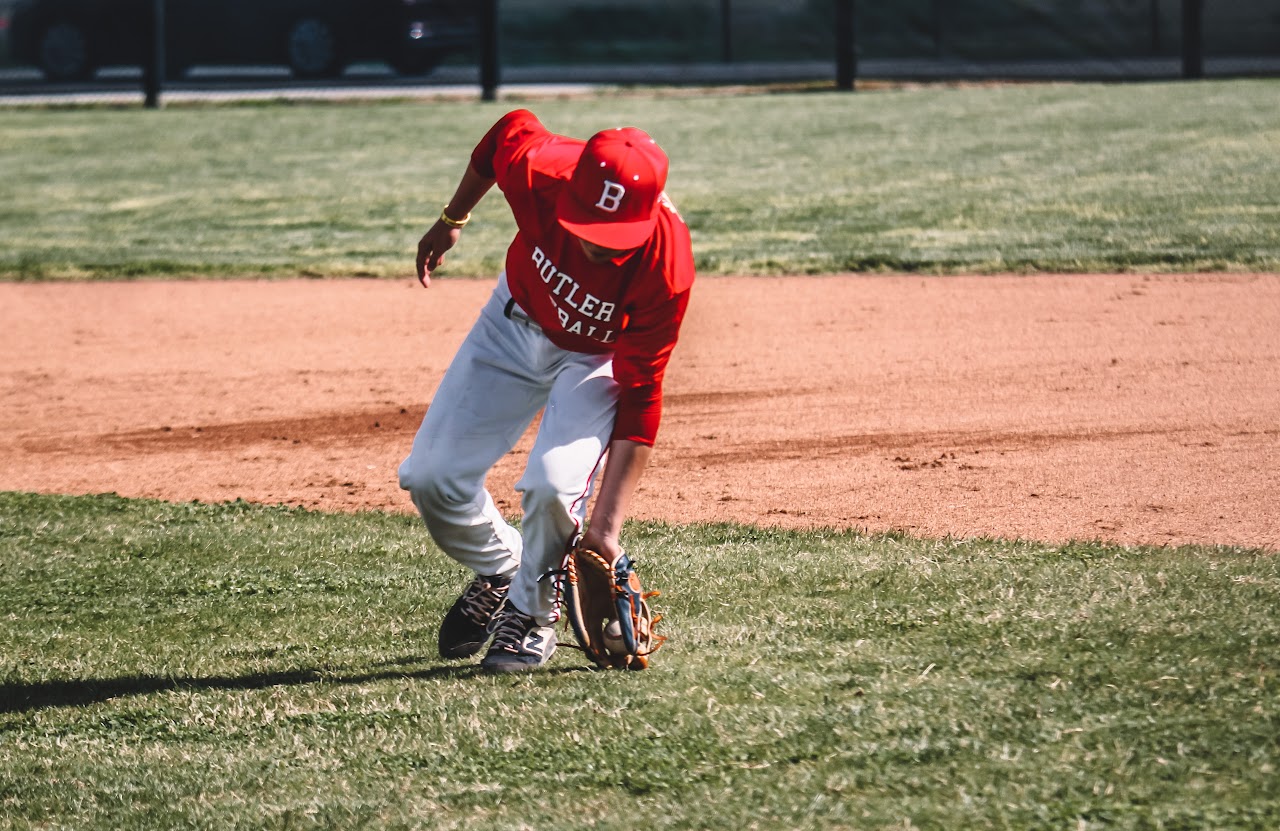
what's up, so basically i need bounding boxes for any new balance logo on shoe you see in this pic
[482,605,557,673]
[523,631,547,654]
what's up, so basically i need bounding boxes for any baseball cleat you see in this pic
[438,573,511,659]
[481,605,557,673]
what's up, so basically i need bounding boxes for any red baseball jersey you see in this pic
[469,110,696,447]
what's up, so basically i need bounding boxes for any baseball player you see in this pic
[398,109,695,673]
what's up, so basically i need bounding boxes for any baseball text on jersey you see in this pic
[531,246,619,343]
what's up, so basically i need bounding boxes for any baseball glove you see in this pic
[562,545,664,670]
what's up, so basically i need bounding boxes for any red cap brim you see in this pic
[556,184,659,250]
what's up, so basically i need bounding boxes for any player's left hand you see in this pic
[578,527,623,564]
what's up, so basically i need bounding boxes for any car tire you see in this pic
[286,17,342,79]
[37,22,95,82]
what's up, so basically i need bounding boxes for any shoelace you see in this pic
[459,578,508,625]
[489,609,535,652]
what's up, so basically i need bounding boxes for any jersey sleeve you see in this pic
[468,109,547,182]
[610,216,697,447]
[611,286,692,446]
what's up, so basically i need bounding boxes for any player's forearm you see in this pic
[588,439,652,542]
[443,164,496,222]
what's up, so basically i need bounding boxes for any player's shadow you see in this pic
[0,658,593,715]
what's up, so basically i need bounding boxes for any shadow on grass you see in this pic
[0,659,595,715]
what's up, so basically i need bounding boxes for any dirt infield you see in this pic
[3,274,1277,551]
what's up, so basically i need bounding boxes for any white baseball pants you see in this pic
[398,274,618,626]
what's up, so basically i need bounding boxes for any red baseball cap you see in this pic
[556,126,669,250]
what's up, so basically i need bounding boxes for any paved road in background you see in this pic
[2,56,1278,105]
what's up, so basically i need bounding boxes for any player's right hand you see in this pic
[415,221,461,288]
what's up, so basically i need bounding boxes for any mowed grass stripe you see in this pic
[2,79,1279,279]
[1,492,1276,830]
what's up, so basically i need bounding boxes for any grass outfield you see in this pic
[1,492,1277,830]
[2,79,1279,279]
[4,78,1278,829]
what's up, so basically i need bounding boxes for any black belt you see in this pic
[503,297,541,331]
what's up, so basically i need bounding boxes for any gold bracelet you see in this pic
[439,208,471,229]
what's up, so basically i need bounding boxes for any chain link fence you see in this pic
[484,0,1279,67]
[2,0,1278,105]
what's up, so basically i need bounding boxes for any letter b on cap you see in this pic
[595,180,626,213]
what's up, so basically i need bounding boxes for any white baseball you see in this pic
[602,618,626,654]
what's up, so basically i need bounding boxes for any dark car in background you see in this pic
[8,0,475,80]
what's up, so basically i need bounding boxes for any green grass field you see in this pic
[4,81,1279,829]
[2,492,1276,830]
[2,79,1278,279]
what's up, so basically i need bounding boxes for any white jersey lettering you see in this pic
[530,245,621,341]
[552,270,573,299]
[532,247,557,283]
[562,281,581,309]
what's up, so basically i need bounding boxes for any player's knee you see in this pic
[520,479,557,514]
[518,457,582,514]
[398,454,468,509]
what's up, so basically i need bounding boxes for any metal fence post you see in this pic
[1181,0,1203,78]
[143,0,164,108]
[720,0,733,63]
[836,0,856,91]
[480,0,499,102]
[1149,0,1161,54]
[932,0,942,57]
